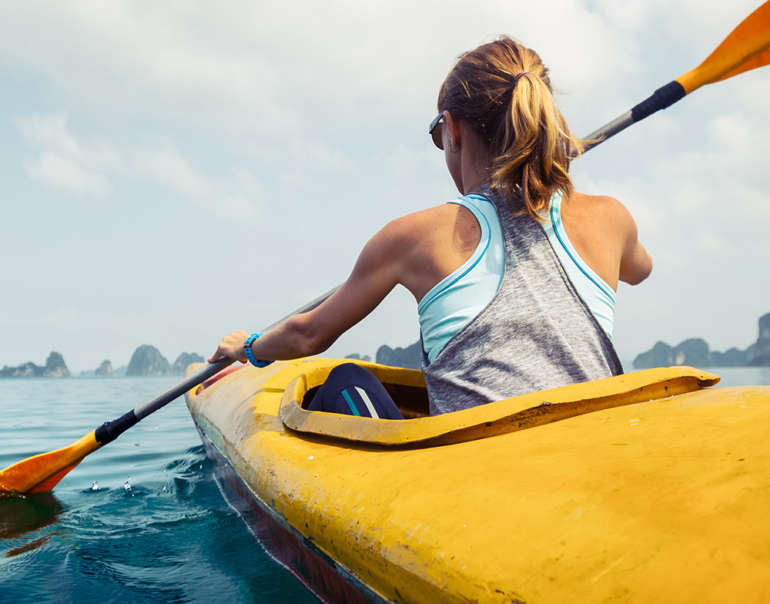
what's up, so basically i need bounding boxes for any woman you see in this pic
[209,37,652,418]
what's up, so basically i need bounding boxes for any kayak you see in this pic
[184,359,770,602]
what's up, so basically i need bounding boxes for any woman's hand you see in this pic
[208,330,249,364]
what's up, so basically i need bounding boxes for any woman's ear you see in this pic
[443,110,461,153]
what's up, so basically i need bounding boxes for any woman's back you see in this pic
[405,184,624,414]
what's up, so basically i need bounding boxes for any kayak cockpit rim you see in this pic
[277,361,720,447]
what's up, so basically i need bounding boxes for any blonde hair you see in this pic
[438,37,583,219]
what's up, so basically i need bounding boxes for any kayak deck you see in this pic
[278,362,719,446]
[185,359,770,603]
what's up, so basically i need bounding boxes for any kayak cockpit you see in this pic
[300,366,431,419]
[276,360,720,447]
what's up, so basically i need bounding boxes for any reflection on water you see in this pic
[0,493,63,542]
[4,532,57,558]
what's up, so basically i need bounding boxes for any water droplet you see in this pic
[123,478,132,491]
[90,481,99,491]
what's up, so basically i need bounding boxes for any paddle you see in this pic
[2,1,769,495]
[583,1,770,150]
[0,287,338,494]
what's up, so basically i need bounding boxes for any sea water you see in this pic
[1,369,769,603]
[0,377,315,603]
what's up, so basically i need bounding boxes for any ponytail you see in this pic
[438,37,584,220]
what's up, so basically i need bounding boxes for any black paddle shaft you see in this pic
[581,80,686,152]
[94,286,340,445]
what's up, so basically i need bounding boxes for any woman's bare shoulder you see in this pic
[567,192,638,237]
[569,191,628,213]
[381,204,465,244]
[359,206,452,276]
[567,191,651,285]
[396,203,463,223]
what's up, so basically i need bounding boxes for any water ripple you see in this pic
[0,377,315,602]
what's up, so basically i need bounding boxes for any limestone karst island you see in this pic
[0,346,204,378]
[633,312,770,369]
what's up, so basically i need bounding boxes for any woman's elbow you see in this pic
[622,253,653,286]
[286,315,335,357]
[637,252,653,283]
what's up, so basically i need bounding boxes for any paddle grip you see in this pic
[95,410,139,445]
[631,81,686,123]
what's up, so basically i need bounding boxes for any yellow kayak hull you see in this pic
[185,359,770,602]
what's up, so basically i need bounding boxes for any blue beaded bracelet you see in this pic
[244,332,274,368]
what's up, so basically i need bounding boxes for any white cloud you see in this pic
[23,151,111,195]
[15,113,119,195]
[14,113,262,221]
[17,113,85,161]
[132,143,262,220]
[0,1,637,139]
[15,114,119,168]
[138,144,208,200]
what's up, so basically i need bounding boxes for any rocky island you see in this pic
[94,360,113,377]
[1,346,204,378]
[0,352,70,378]
[376,341,421,369]
[634,312,770,369]
[172,352,206,375]
[126,345,205,376]
[345,341,422,369]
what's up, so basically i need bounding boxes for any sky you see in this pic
[1,1,768,372]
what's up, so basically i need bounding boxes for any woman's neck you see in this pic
[460,171,489,194]
[458,125,492,194]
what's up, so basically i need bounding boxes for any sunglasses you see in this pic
[428,113,445,150]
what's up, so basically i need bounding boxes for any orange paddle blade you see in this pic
[28,463,80,494]
[677,1,770,93]
[0,431,100,494]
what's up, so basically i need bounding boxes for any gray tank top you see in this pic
[421,184,623,415]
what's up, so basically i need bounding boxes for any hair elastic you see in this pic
[512,71,530,87]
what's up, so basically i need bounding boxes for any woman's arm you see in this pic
[209,217,415,364]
